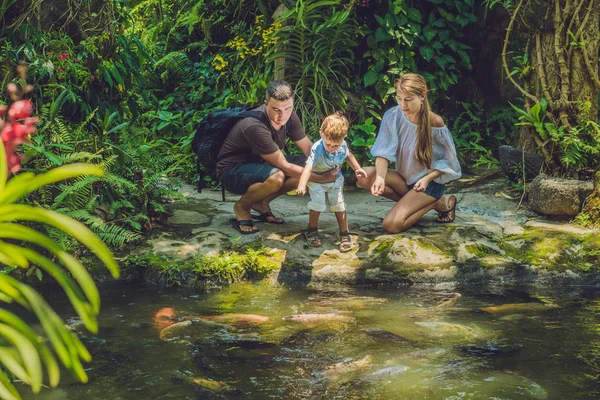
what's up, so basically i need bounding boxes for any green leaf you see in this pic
[423,25,437,42]
[42,152,63,166]
[375,27,389,42]
[364,70,379,87]
[419,46,434,61]
[351,137,366,147]
[456,15,471,27]
[438,8,456,21]
[407,8,422,22]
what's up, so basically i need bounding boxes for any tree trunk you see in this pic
[508,0,600,171]
[581,171,600,225]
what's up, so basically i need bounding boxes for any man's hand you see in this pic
[371,175,385,196]
[319,166,339,183]
[413,176,431,192]
[354,167,367,179]
[297,184,307,196]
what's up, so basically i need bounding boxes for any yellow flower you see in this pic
[211,54,228,71]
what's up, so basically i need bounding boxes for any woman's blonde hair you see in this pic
[394,73,432,168]
[320,111,349,142]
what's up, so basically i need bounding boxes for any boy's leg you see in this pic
[305,182,327,247]
[329,176,353,251]
[309,210,321,230]
[334,211,348,233]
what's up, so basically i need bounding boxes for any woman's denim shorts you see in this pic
[409,180,446,200]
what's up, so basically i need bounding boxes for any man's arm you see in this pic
[261,149,337,183]
[294,136,313,158]
[261,150,305,177]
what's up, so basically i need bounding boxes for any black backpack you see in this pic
[191,105,291,197]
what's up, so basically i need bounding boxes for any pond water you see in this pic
[23,281,600,400]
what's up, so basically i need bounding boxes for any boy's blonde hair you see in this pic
[320,112,349,142]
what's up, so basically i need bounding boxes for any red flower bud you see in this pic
[8,100,33,120]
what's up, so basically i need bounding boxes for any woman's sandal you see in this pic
[339,231,354,253]
[303,228,322,247]
[436,195,457,223]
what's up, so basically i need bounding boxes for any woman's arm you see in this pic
[413,169,443,192]
[371,157,389,196]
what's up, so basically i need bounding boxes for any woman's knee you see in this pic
[382,215,407,233]
[357,166,376,190]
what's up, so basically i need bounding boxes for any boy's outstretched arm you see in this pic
[347,151,367,179]
[297,164,313,196]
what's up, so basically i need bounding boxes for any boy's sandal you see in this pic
[303,228,322,247]
[436,195,457,223]
[339,231,354,253]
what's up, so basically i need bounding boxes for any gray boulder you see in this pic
[498,145,544,182]
[528,174,593,216]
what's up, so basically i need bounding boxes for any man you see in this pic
[216,80,338,234]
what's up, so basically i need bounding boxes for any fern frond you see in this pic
[100,172,139,193]
[97,155,118,172]
[154,51,194,81]
[91,224,142,248]
[60,152,101,163]
[108,199,135,214]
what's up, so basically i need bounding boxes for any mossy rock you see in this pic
[500,227,600,271]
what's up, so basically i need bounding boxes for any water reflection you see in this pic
[22,282,600,399]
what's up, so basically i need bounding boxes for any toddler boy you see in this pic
[296,112,366,252]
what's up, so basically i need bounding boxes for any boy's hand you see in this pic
[354,167,367,179]
[297,185,307,196]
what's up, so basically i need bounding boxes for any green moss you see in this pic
[371,240,394,264]
[465,243,500,258]
[499,227,600,272]
[392,265,415,284]
[415,238,447,255]
[124,247,280,286]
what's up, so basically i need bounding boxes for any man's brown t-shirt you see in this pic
[215,104,306,175]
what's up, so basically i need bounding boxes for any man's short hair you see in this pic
[266,80,293,101]
[320,112,349,142]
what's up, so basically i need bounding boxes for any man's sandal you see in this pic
[339,231,354,253]
[436,195,457,223]
[230,218,260,234]
[303,228,322,247]
[251,210,284,224]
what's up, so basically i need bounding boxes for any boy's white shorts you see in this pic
[306,175,345,213]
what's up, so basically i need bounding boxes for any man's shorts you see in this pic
[218,155,306,195]
[306,175,345,213]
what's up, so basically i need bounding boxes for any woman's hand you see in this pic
[371,175,385,196]
[413,177,431,192]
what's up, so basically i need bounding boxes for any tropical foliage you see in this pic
[0,89,119,399]
[0,0,597,393]
[485,0,600,176]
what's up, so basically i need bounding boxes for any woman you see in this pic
[357,73,461,233]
